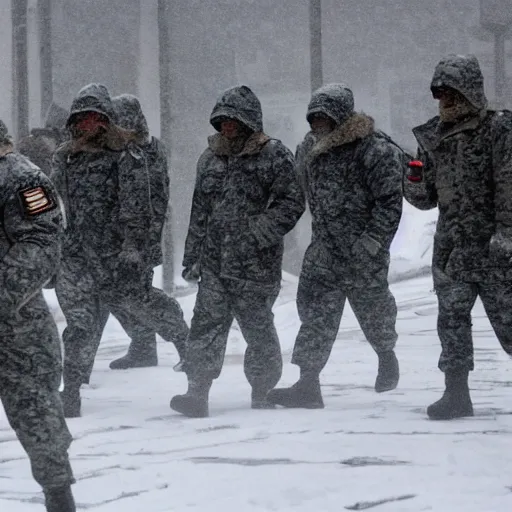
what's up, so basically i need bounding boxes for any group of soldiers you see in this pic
[2,52,512,510]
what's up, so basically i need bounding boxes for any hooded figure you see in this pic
[268,83,404,409]
[0,120,76,512]
[87,93,178,373]
[170,85,305,418]
[404,54,512,421]
[51,84,188,418]
[17,102,70,175]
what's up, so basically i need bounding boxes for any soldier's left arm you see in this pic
[360,142,404,254]
[250,142,306,249]
[0,175,62,319]
[118,145,152,253]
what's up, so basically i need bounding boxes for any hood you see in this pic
[306,83,355,126]
[67,83,116,126]
[0,119,14,157]
[112,94,150,143]
[44,102,69,130]
[430,54,487,110]
[210,85,263,133]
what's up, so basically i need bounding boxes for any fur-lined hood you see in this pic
[67,83,116,125]
[210,85,263,133]
[306,112,374,162]
[65,124,140,155]
[208,131,271,157]
[307,83,355,125]
[430,54,487,110]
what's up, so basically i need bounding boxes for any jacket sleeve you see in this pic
[492,111,512,235]
[182,152,211,268]
[361,142,403,251]
[403,146,438,211]
[0,174,63,319]
[249,142,306,249]
[118,145,152,252]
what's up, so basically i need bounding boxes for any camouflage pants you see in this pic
[292,266,398,373]
[437,281,512,372]
[0,371,74,490]
[83,272,158,383]
[56,263,188,385]
[184,271,282,391]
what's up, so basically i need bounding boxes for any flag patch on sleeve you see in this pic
[19,186,56,216]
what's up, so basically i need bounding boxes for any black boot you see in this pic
[427,369,474,420]
[44,485,76,512]
[109,335,158,370]
[266,370,324,409]
[170,378,212,418]
[251,388,276,409]
[375,350,400,393]
[60,385,81,418]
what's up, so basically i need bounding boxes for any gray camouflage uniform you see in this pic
[51,85,188,410]
[291,84,403,373]
[405,55,512,374]
[17,103,69,176]
[0,120,74,496]
[180,85,305,400]
[85,94,173,374]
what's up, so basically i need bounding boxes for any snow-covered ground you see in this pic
[2,274,512,512]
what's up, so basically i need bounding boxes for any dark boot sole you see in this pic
[427,406,474,420]
[375,379,399,393]
[109,359,158,370]
[170,395,209,418]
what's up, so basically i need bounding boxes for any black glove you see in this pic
[182,262,201,283]
[406,160,424,182]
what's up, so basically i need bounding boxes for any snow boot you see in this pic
[60,384,81,419]
[170,378,212,418]
[109,335,158,370]
[251,388,276,409]
[427,369,474,420]
[44,485,76,512]
[266,371,324,409]
[375,350,400,393]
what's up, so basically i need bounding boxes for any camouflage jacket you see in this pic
[144,136,169,267]
[297,113,403,286]
[113,94,170,267]
[0,146,64,376]
[51,85,152,282]
[183,86,305,284]
[404,55,512,282]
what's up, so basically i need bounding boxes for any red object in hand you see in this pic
[407,160,423,182]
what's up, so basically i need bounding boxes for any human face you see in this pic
[220,119,241,140]
[71,111,109,137]
[310,115,335,135]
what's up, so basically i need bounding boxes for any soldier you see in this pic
[267,83,404,409]
[17,102,69,175]
[85,93,172,373]
[170,85,305,418]
[51,83,189,417]
[0,120,76,511]
[404,54,512,420]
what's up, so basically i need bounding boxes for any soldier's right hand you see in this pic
[182,263,201,283]
[406,160,424,182]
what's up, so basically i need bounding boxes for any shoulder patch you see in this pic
[19,186,56,217]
